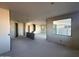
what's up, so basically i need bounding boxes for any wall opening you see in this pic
[15,23,18,37]
[53,18,71,36]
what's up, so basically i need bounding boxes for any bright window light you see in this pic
[53,18,71,36]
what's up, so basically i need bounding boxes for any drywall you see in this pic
[18,23,23,36]
[46,12,79,49]
[46,18,70,46]
[34,25,41,33]
[0,8,10,54]
[10,10,29,38]
[25,23,28,33]
[10,19,25,38]
[25,23,42,34]
[25,23,33,33]
[10,20,15,38]
[70,12,79,49]
[41,25,46,33]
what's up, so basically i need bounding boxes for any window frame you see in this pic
[53,18,72,37]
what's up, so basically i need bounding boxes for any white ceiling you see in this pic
[0,2,79,24]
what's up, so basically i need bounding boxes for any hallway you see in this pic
[1,35,79,57]
[1,2,79,57]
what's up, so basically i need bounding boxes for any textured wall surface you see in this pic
[46,18,70,46]
[70,12,79,49]
[10,20,15,38]
[46,12,79,49]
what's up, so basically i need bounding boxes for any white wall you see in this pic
[0,8,10,54]
[25,23,28,32]
[18,23,23,36]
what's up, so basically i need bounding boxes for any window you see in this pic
[53,18,71,36]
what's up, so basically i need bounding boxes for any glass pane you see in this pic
[53,18,71,36]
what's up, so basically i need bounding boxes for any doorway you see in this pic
[23,23,26,36]
[15,23,18,37]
